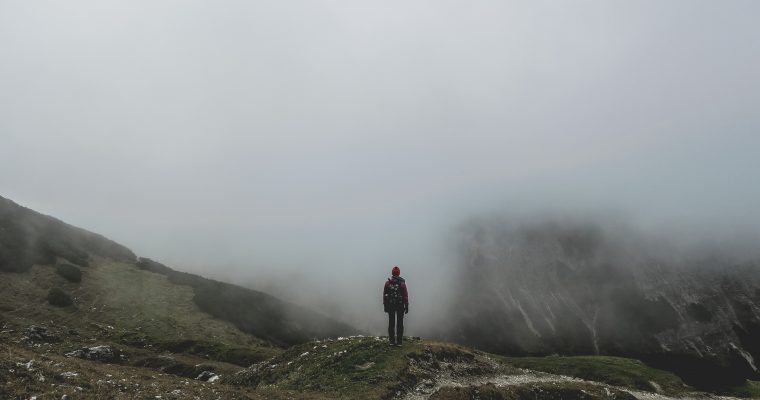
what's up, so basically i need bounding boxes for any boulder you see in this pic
[24,325,60,343]
[65,345,117,362]
[195,371,217,382]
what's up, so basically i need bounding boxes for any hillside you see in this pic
[1,195,759,399]
[0,195,358,346]
[4,325,754,399]
[0,196,136,272]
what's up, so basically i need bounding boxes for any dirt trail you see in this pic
[403,367,741,400]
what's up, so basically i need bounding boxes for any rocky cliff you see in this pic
[443,218,760,388]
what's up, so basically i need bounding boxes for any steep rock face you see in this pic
[444,219,760,387]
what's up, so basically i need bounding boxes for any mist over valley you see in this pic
[2,1,760,398]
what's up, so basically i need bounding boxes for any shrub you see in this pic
[47,288,73,307]
[56,263,82,283]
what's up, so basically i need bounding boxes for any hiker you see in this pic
[383,265,409,346]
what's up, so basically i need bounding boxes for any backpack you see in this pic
[385,278,404,307]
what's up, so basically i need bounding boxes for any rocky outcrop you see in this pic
[65,345,125,363]
[195,371,219,382]
[443,219,760,388]
[23,325,60,343]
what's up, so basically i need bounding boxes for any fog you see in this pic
[420,213,760,372]
[2,1,759,334]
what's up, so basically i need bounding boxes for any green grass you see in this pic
[0,259,284,383]
[153,338,279,366]
[85,261,274,347]
[227,337,514,399]
[502,355,690,395]
[723,380,760,398]
[430,382,638,400]
[0,253,746,399]
[0,341,314,400]
[229,336,410,397]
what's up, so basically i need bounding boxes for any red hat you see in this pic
[392,266,400,276]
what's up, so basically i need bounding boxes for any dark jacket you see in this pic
[383,276,409,308]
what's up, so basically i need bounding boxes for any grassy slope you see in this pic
[726,381,760,398]
[1,196,756,398]
[503,356,760,398]
[430,382,637,400]
[227,336,513,399]
[0,257,277,350]
[88,259,271,347]
[0,257,283,399]
[2,259,753,400]
[502,355,690,396]
[0,341,334,400]
[0,195,135,273]
[0,195,358,348]
[135,257,361,346]
[225,336,722,399]
[238,338,760,398]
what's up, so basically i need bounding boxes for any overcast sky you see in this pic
[2,1,759,332]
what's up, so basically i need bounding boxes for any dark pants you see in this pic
[388,309,404,344]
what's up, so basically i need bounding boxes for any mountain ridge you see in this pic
[0,194,358,345]
[1,195,759,398]
[442,218,760,388]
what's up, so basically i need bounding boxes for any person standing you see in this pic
[383,266,409,346]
